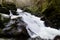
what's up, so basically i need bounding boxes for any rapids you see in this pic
[1,8,60,40]
[17,9,60,40]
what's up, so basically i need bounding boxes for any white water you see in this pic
[17,9,60,40]
[1,9,60,40]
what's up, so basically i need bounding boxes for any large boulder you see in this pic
[54,35,60,40]
[0,14,30,40]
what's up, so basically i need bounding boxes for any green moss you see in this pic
[20,0,42,16]
[41,0,60,29]
[41,0,53,13]
[26,6,38,13]
[23,5,42,16]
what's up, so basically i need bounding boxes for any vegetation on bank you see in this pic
[41,0,60,29]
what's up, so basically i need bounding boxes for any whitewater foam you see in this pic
[17,9,60,40]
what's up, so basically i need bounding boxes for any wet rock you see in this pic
[0,16,30,40]
[54,35,60,40]
[11,10,18,15]
[28,37,42,40]
[0,5,2,7]
[0,14,10,29]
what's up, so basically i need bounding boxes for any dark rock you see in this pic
[0,2,17,15]
[42,6,56,17]
[0,14,6,29]
[0,4,2,7]
[28,37,42,40]
[2,2,17,11]
[0,7,9,15]
[54,35,60,40]
[11,10,18,15]
[50,14,60,29]
[41,16,46,21]
[0,17,30,40]
[41,14,60,29]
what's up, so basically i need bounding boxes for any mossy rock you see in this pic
[0,2,17,15]
[0,14,10,29]
[23,5,42,17]
[0,15,30,39]
[2,2,17,11]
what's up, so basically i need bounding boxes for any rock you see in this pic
[2,2,17,11]
[0,16,30,40]
[54,35,60,40]
[41,0,60,29]
[0,14,10,29]
[0,7,9,15]
[0,2,17,15]
[28,37,42,40]
[11,10,18,15]
[41,14,60,29]
[0,38,13,40]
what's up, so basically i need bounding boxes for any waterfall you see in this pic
[1,9,60,40]
[17,9,60,40]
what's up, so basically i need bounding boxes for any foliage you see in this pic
[41,0,60,29]
[23,0,42,17]
[0,2,17,15]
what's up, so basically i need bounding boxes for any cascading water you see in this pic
[17,9,60,40]
[1,9,60,40]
